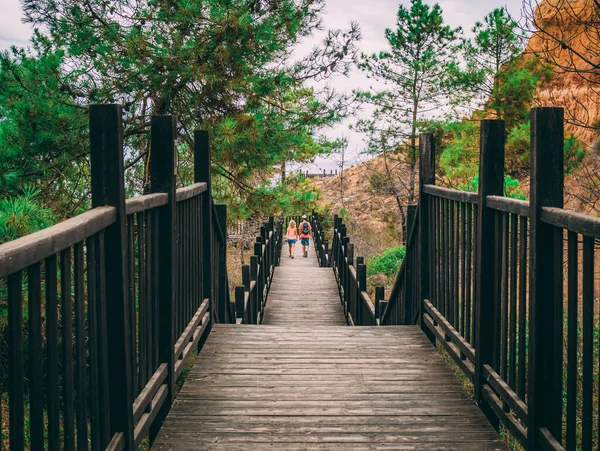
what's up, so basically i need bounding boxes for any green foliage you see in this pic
[504,175,526,200]
[564,134,586,175]
[355,0,463,204]
[492,57,552,131]
[505,122,530,175]
[367,246,406,278]
[0,48,89,217]
[459,175,526,200]
[459,7,525,117]
[0,187,55,243]
[338,207,350,223]
[437,121,480,185]
[1,0,361,222]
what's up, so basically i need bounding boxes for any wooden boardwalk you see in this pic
[153,239,507,450]
[262,241,346,326]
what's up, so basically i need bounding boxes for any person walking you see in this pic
[286,220,298,258]
[298,215,312,258]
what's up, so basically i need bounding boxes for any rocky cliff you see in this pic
[527,0,600,146]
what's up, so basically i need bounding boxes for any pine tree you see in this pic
[1,0,361,224]
[460,7,525,118]
[355,0,461,232]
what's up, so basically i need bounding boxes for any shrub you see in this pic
[367,246,406,278]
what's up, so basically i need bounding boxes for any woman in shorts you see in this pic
[286,220,298,258]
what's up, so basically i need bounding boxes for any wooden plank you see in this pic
[152,324,506,449]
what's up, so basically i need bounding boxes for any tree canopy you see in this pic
[0,0,361,232]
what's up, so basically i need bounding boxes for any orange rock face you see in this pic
[526,0,599,145]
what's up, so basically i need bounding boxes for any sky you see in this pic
[0,0,524,171]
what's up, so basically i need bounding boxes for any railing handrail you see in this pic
[0,206,116,278]
[0,105,257,450]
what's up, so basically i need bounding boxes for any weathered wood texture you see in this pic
[153,241,506,449]
[262,239,346,326]
[152,325,508,450]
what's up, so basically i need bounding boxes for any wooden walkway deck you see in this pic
[262,241,346,326]
[153,240,507,450]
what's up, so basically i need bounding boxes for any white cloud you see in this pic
[0,0,32,49]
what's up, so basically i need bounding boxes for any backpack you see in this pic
[301,222,310,235]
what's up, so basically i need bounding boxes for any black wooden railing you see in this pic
[234,217,283,324]
[0,105,280,451]
[312,214,330,267]
[329,107,595,450]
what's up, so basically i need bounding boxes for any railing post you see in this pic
[357,260,366,326]
[254,240,263,318]
[343,243,353,318]
[250,256,259,324]
[404,204,417,324]
[194,130,215,323]
[419,134,435,339]
[235,286,245,323]
[89,104,134,449]
[527,107,564,449]
[474,119,505,429]
[242,265,251,323]
[375,286,385,325]
[148,115,177,442]
[215,204,228,323]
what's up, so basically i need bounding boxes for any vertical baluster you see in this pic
[436,197,441,313]
[461,202,467,338]
[28,263,44,449]
[517,217,528,400]
[145,209,153,379]
[453,200,459,329]
[61,248,75,450]
[8,271,24,450]
[96,233,111,447]
[46,254,60,451]
[582,235,594,449]
[465,202,473,345]
[74,242,88,450]
[493,211,502,372]
[565,231,578,451]
[139,212,148,388]
[127,217,138,397]
[509,214,518,390]
[500,213,509,383]
[87,236,101,451]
